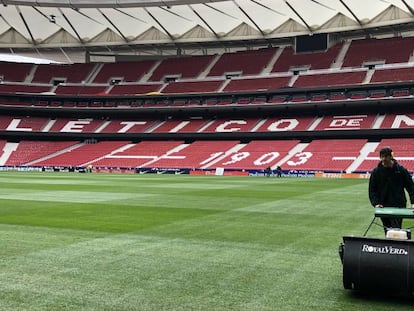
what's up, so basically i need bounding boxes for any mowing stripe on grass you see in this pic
[0,189,153,203]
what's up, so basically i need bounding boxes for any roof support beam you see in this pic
[233,0,266,37]
[59,8,84,44]
[400,0,414,16]
[190,5,220,39]
[1,0,225,9]
[98,8,129,43]
[16,5,36,45]
[144,7,175,41]
[283,0,313,33]
[339,0,363,26]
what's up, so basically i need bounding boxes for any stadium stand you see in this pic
[207,140,301,170]
[223,76,292,92]
[201,118,261,133]
[207,48,277,77]
[46,118,104,133]
[5,141,79,166]
[355,139,414,172]
[150,119,209,133]
[390,88,410,97]
[161,80,224,94]
[93,60,157,83]
[96,119,160,133]
[380,113,414,129]
[255,116,316,132]
[0,116,50,131]
[32,63,95,83]
[370,66,414,84]
[280,139,368,172]
[145,140,240,169]
[88,141,185,168]
[29,141,128,167]
[0,83,51,94]
[341,37,414,68]
[0,35,414,173]
[54,85,108,95]
[108,83,163,95]
[293,70,367,88]
[271,43,342,72]
[312,114,377,131]
[266,95,288,104]
[149,55,215,81]
[0,61,33,82]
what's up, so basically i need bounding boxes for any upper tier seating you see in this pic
[93,60,157,83]
[32,63,95,83]
[108,83,163,95]
[370,67,414,83]
[161,80,224,94]
[55,85,108,95]
[293,70,367,88]
[342,37,414,68]
[149,55,215,81]
[271,43,342,72]
[223,76,292,92]
[207,48,277,76]
[0,61,33,82]
[0,84,51,94]
[1,36,414,98]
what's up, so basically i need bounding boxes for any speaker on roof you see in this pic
[295,33,328,53]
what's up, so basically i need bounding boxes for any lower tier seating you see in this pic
[4,138,411,173]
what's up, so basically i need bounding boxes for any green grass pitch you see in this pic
[0,171,413,310]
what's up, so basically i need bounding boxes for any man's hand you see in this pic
[411,204,414,209]
[375,204,384,208]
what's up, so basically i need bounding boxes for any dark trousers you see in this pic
[380,217,403,234]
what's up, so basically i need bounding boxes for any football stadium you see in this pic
[1,0,414,309]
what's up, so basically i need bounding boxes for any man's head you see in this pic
[379,146,393,167]
[379,146,393,158]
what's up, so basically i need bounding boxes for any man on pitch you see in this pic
[369,146,414,233]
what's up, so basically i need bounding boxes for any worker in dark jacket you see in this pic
[369,146,414,232]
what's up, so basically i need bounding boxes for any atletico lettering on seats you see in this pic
[2,114,413,133]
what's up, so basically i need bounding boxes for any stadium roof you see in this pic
[1,0,414,55]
